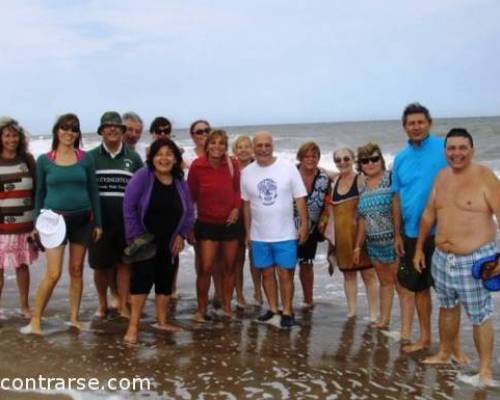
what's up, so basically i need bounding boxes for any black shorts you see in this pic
[61,211,93,246]
[397,235,435,292]
[130,248,178,296]
[88,224,127,269]
[194,220,243,242]
[297,229,321,263]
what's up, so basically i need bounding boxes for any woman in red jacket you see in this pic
[188,130,242,321]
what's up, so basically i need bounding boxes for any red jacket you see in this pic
[187,155,241,224]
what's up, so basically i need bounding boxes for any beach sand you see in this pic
[1,244,500,399]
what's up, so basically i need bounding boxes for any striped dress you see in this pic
[0,154,38,268]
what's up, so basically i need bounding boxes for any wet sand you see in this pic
[1,244,500,399]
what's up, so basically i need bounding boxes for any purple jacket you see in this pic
[123,167,194,249]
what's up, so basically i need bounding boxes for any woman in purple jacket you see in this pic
[123,138,194,344]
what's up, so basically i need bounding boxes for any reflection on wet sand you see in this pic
[1,251,500,399]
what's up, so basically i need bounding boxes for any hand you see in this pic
[482,258,500,280]
[186,230,196,246]
[171,235,185,257]
[413,248,425,273]
[226,208,239,226]
[93,227,103,242]
[394,234,405,257]
[298,224,309,245]
[352,248,360,266]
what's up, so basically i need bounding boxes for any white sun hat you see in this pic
[35,210,66,249]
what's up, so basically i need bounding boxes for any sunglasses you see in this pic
[360,155,381,165]
[154,127,171,135]
[59,125,79,133]
[192,128,210,136]
[334,156,351,164]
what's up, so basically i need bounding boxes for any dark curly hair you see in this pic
[149,116,172,134]
[0,117,28,158]
[51,113,81,150]
[146,137,184,179]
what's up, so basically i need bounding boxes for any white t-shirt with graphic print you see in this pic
[241,158,307,242]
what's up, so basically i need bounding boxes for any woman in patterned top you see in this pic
[353,143,408,336]
[295,142,330,309]
[0,117,38,318]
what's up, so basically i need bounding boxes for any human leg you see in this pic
[15,264,31,318]
[299,261,314,307]
[234,243,246,308]
[124,258,155,343]
[221,239,239,317]
[342,270,358,318]
[373,261,395,328]
[68,243,87,328]
[361,267,379,322]
[194,240,217,321]
[277,267,295,316]
[93,269,109,317]
[473,319,494,384]
[423,306,460,364]
[116,263,130,318]
[29,246,65,334]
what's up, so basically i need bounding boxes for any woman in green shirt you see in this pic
[22,113,102,335]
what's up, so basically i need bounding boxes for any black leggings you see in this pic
[130,249,179,296]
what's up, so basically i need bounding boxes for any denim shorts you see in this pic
[432,242,496,325]
[251,240,297,270]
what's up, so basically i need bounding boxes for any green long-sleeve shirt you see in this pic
[34,152,102,228]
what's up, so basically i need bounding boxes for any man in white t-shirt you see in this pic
[241,132,308,328]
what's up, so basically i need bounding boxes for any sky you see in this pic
[1,0,499,133]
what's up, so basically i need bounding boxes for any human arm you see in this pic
[392,193,404,257]
[413,184,438,273]
[123,169,147,244]
[483,170,500,275]
[33,154,47,221]
[84,153,103,241]
[353,217,366,266]
[295,197,309,245]
[227,159,241,225]
[243,200,251,246]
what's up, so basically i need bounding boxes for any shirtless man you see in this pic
[414,128,500,386]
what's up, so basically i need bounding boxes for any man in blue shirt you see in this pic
[391,103,446,353]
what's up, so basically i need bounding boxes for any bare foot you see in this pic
[451,352,470,366]
[94,308,108,319]
[192,312,208,323]
[21,308,32,319]
[20,323,42,335]
[302,302,314,311]
[119,307,131,319]
[68,320,82,330]
[402,340,431,353]
[152,322,183,332]
[109,295,119,310]
[123,330,138,344]
[370,320,389,329]
[347,311,357,319]
[422,352,452,365]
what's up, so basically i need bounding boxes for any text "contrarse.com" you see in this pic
[1,375,152,392]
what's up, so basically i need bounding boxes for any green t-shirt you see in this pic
[88,144,143,227]
[34,152,102,228]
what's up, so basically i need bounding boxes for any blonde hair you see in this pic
[232,135,252,155]
[204,129,228,153]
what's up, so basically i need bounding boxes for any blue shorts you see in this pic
[251,240,297,270]
[432,242,496,325]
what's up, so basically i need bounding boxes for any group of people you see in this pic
[0,102,499,386]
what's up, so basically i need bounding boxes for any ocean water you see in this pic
[27,116,500,176]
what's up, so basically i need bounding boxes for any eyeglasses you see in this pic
[59,125,79,133]
[193,128,210,136]
[154,127,171,135]
[334,156,351,164]
[360,155,381,165]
